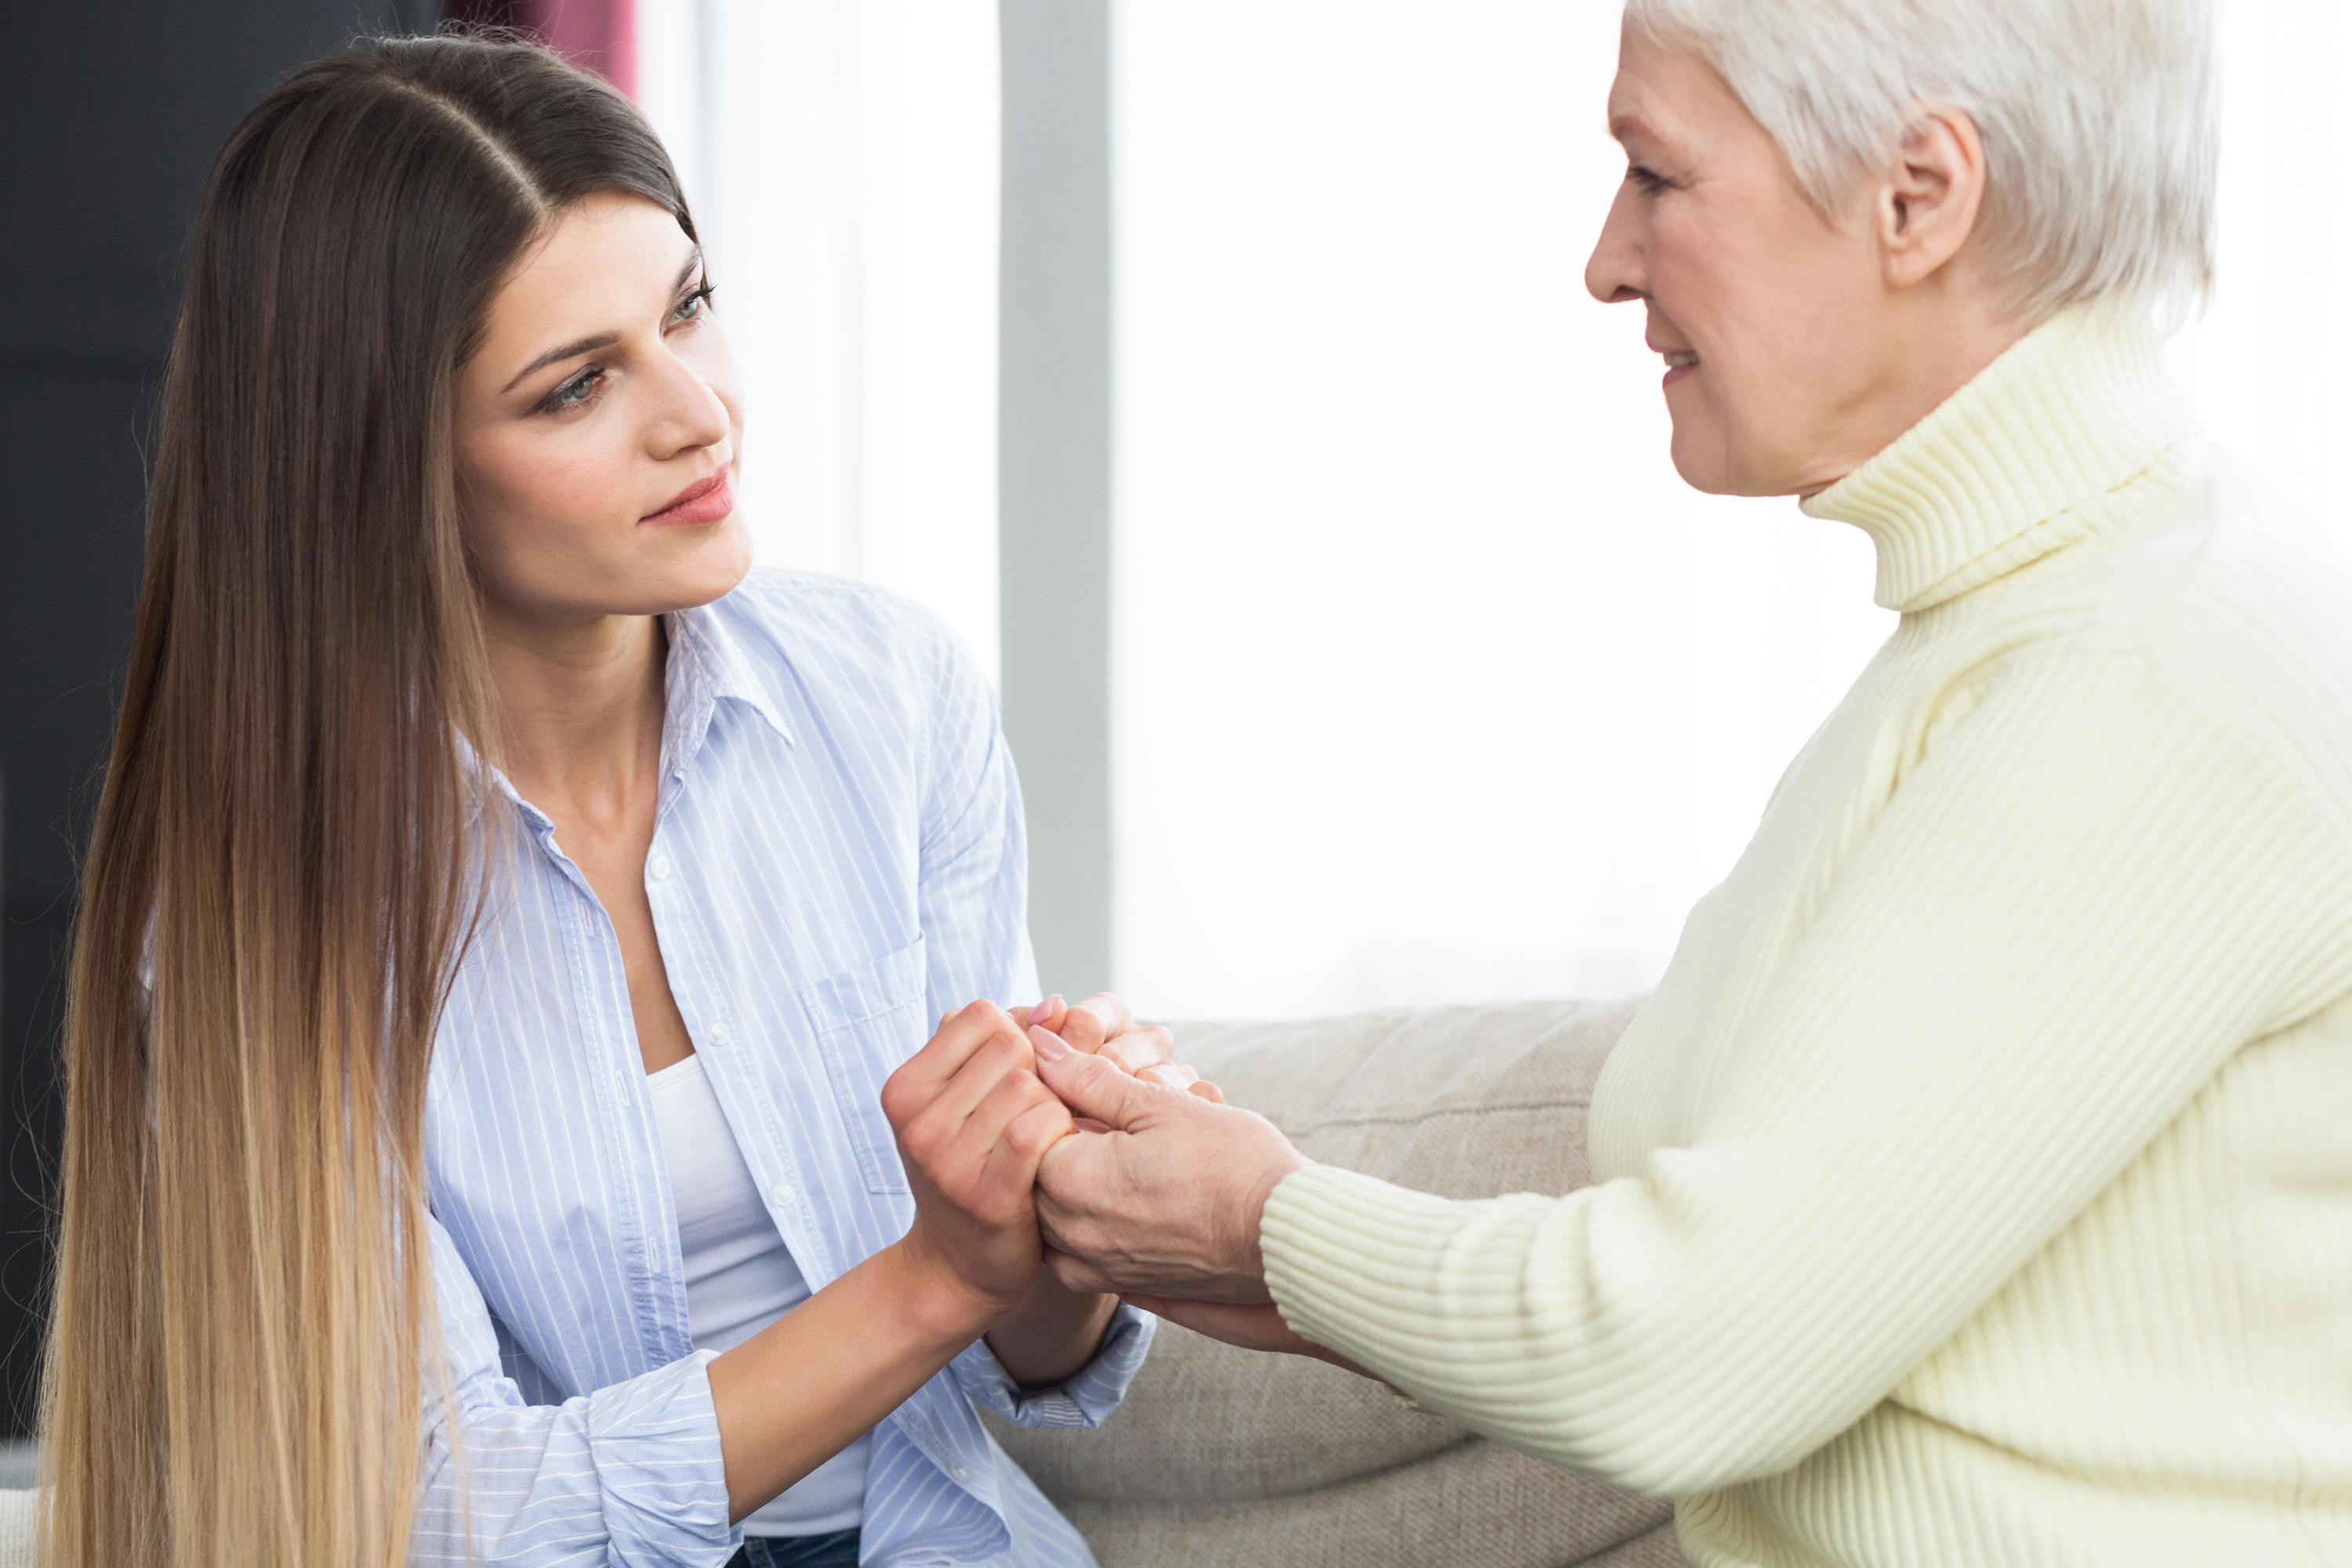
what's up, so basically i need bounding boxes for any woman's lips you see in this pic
[1661,350,1700,389]
[642,470,734,526]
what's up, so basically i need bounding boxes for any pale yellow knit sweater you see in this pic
[1261,303,2352,1566]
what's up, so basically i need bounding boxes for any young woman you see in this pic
[41,34,1185,1568]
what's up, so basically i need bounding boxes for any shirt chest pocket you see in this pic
[800,937,929,1195]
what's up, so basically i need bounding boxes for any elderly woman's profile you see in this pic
[1032,0,2352,1563]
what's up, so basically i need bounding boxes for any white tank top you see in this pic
[647,1051,869,1536]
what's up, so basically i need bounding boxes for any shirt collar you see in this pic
[459,598,794,828]
[660,598,796,781]
[1799,300,2202,615]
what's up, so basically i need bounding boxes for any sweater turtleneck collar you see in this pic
[1799,302,2202,615]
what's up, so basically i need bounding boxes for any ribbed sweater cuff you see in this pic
[1262,1165,1533,1382]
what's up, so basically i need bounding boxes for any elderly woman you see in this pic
[1023,0,2352,1563]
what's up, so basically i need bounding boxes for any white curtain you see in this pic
[1109,0,2352,1021]
[636,0,1004,681]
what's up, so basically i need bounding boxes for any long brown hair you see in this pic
[42,34,695,1567]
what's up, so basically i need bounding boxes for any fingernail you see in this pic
[1029,1024,1071,1061]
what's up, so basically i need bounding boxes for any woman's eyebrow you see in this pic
[502,330,619,394]
[499,249,706,394]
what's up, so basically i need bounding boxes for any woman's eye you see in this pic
[670,283,714,325]
[543,370,599,412]
[1626,164,1669,194]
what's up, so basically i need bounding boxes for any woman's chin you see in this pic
[1666,421,1805,499]
[646,516,757,608]
[1665,423,1737,496]
[673,556,756,612]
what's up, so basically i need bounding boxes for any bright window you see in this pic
[637,0,1004,682]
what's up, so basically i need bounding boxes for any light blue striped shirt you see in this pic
[411,570,1151,1566]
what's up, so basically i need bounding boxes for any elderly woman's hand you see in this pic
[1014,993,1225,1106]
[1028,1030,1305,1304]
[1113,1297,1372,1378]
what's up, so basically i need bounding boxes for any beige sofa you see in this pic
[0,1489,27,1568]
[989,997,1684,1568]
[0,999,1682,1567]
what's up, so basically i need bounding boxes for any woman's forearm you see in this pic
[983,1268,1120,1388]
[706,1237,996,1523]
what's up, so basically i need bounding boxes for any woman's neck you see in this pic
[481,604,669,822]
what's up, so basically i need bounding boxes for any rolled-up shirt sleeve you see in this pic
[947,1302,1156,1430]
[411,1215,738,1567]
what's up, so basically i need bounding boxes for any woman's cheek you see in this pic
[481,445,633,597]
[534,426,638,533]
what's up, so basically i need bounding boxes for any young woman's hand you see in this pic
[978,1000,1226,1387]
[881,993,1221,1385]
[882,1001,1076,1333]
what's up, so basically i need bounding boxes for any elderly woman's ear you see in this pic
[1875,106,1993,292]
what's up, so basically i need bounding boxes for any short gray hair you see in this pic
[1622,0,2217,323]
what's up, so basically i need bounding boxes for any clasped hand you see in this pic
[881,994,1342,1370]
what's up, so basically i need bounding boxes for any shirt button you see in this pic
[648,854,673,880]
[706,1022,732,1047]
[768,1181,794,1208]
[950,1463,971,1483]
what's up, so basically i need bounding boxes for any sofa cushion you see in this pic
[988,998,1682,1567]
[0,1489,32,1568]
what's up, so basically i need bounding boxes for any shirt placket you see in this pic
[504,797,687,1370]
[652,714,839,1291]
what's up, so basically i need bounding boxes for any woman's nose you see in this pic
[650,353,732,458]
[1585,183,1648,306]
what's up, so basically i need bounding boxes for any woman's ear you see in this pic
[1875,103,1990,291]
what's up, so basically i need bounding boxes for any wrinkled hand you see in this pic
[1012,993,1226,1107]
[882,1001,1075,1319]
[1027,1029,1307,1304]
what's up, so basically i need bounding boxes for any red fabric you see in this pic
[521,0,636,98]
[445,0,637,98]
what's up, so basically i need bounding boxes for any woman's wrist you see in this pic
[879,1234,1115,1387]
[882,1228,1019,1350]
[985,1267,1120,1388]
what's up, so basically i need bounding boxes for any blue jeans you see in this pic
[728,1529,862,1568]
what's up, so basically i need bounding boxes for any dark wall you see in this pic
[0,0,440,1439]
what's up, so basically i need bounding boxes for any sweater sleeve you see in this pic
[1260,648,2352,1498]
